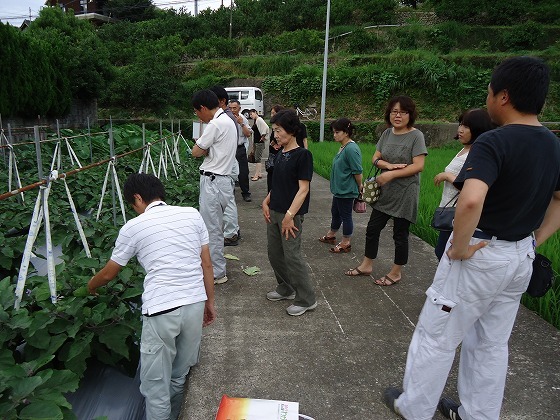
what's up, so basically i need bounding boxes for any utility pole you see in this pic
[229,0,233,39]
[319,0,331,142]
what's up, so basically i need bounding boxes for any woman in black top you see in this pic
[262,109,317,316]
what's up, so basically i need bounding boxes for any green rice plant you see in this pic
[309,140,560,329]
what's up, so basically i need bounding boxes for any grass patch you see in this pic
[309,139,560,329]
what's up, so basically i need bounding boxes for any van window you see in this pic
[228,91,240,101]
[255,90,262,101]
[240,91,249,100]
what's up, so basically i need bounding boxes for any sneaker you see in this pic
[224,235,239,246]
[214,275,228,285]
[383,387,403,416]
[438,397,462,420]
[286,301,318,316]
[266,291,296,301]
[242,195,252,202]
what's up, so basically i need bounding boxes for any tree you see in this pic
[105,0,156,22]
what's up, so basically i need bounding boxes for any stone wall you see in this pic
[2,99,98,143]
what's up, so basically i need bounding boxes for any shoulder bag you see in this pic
[526,253,555,297]
[362,165,381,204]
[431,192,459,232]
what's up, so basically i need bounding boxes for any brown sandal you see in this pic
[319,235,336,245]
[374,274,401,286]
[330,243,351,253]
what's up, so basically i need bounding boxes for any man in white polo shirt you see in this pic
[192,89,238,284]
[88,173,216,420]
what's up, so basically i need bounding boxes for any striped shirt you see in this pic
[111,201,209,315]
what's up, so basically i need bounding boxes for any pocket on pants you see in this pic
[140,341,164,381]
[423,287,457,337]
[458,256,511,302]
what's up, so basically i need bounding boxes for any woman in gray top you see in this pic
[345,96,427,285]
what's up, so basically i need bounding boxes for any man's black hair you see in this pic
[270,109,301,136]
[123,173,166,204]
[192,89,219,111]
[490,56,550,114]
[209,86,229,103]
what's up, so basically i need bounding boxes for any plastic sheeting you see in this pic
[66,361,146,420]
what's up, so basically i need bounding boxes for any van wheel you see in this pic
[242,110,250,119]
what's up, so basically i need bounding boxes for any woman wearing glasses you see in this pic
[345,96,427,286]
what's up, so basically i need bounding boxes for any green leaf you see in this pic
[19,401,63,420]
[25,328,53,350]
[62,332,93,362]
[0,348,15,370]
[98,325,130,359]
[40,370,79,394]
[10,376,44,400]
[243,266,261,276]
[28,310,55,335]
[8,309,33,330]
[121,287,142,299]
[224,254,240,260]
[72,286,89,297]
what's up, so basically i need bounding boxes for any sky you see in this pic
[0,0,223,27]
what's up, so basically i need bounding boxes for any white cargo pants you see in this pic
[396,235,534,420]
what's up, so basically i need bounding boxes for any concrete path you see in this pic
[183,169,560,419]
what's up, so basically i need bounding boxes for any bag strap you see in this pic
[442,191,460,208]
[366,163,381,179]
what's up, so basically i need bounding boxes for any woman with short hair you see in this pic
[345,96,427,286]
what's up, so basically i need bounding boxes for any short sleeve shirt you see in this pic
[454,125,560,240]
[330,141,362,198]
[111,202,210,315]
[373,128,427,223]
[196,109,237,175]
[270,147,313,215]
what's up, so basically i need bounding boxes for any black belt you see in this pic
[144,305,181,317]
[237,144,246,148]
[200,170,225,180]
[472,230,524,242]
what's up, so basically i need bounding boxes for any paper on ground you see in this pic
[215,395,298,420]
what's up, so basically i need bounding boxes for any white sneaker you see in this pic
[214,275,228,285]
[286,301,318,316]
[266,290,296,301]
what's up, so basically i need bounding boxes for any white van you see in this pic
[225,87,264,118]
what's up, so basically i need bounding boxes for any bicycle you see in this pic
[294,104,318,120]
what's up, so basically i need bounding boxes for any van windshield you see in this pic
[255,90,262,100]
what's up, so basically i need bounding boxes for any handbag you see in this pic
[353,195,367,213]
[362,165,381,204]
[526,253,555,297]
[248,151,255,163]
[431,193,459,232]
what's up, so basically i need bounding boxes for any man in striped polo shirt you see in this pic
[88,173,216,420]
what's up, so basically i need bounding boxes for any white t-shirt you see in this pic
[196,109,237,175]
[439,151,468,207]
[110,201,209,315]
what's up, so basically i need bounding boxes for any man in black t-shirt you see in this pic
[384,57,560,420]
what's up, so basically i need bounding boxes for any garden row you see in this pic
[0,124,200,419]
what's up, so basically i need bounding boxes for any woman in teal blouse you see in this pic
[319,118,363,253]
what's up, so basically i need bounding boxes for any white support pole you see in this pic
[14,192,44,309]
[319,0,331,142]
[42,183,57,304]
[63,178,92,258]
